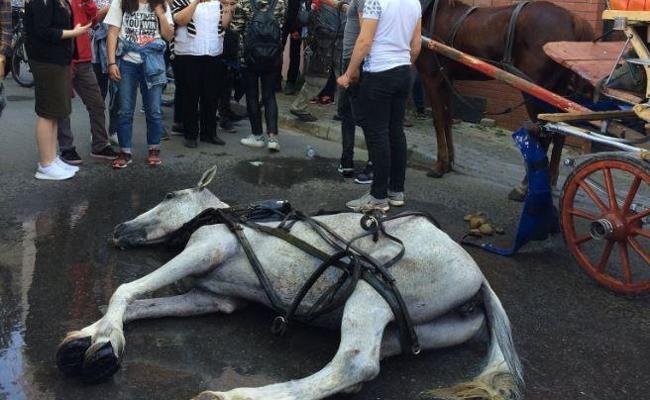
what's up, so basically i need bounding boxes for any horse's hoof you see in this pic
[427,169,445,178]
[507,186,526,202]
[81,341,120,383]
[56,335,92,376]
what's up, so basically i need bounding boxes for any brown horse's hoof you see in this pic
[427,162,451,178]
[507,185,527,202]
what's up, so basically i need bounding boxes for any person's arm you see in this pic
[172,0,200,27]
[31,0,89,41]
[155,4,174,41]
[410,18,421,64]
[220,0,235,28]
[337,17,377,88]
[96,6,110,22]
[107,24,120,81]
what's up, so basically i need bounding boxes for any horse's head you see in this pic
[112,166,228,248]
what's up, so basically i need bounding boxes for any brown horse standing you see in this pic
[417,0,593,195]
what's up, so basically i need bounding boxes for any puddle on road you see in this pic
[0,190,338,399]
[233,157,342,188]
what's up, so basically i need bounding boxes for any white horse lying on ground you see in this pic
[56,167,523,400]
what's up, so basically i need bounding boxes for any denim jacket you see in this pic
[118,39,167,89]
[91,23,109,73]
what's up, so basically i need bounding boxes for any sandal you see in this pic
[112,152,132,169]
[146,148,162,166]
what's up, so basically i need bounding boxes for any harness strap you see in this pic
[447,6,478,47]
[501,1,529,66]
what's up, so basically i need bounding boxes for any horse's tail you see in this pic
[423,281,523,400]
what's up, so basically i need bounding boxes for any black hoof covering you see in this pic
[81,342,121,384]
[56,336,91,377]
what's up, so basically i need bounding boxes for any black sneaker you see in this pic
[337,164,354,178]
[354,163,373,185]
[220,118,237,133]
[91,146,119,160]
[60,148,83,165]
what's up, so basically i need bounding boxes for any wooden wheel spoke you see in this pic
[603,168,618,210]
[619,242,632,284]
[633,228,650,239]
[596,241,615,272]
[574,234,593,246]
[578,181,609,213]
[568,208,597,220]
[621,176,642,214]
[628,238,650,265]
[628,208,650,223]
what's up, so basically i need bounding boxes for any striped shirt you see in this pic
[0,0,11,57]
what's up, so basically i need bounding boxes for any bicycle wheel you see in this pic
[11,36,34,88]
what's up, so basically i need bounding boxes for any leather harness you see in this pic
[425,0,530,75]
[166,203,445,356]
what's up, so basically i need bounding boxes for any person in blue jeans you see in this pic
[104,0,174,168]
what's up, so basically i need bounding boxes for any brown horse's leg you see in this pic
[421,74,453,178]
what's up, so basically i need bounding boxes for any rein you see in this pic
[166,204,442,356]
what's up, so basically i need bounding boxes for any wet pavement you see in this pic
[1,80,649,400]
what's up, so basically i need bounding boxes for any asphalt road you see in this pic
[0,80,648,400]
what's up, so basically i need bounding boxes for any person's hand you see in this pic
[337,73,351,89]
[109,64,121,82]
[348,68,360,83]
[72,23,92,37]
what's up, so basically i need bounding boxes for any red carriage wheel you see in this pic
[560,154,650,294]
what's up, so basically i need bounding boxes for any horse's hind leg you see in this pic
[194,281,394,400]
[380,309,486,359]
[56,240,235,382]
[421,73,454,178]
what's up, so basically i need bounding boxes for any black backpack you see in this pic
[244,0,282,71]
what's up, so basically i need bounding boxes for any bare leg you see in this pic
[36,117,58,165]
[56,239,237,381]
[194,281,394,400]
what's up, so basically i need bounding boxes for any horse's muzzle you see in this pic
[112,223,147,248]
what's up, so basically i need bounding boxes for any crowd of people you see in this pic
[1,0,423,211]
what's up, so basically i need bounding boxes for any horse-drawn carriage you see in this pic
[424,5,650,295]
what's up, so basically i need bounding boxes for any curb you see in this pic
[277,112,435,169]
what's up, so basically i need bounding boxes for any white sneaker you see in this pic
[267,137,280,152]
[240,134,266,148]
[56,157,80,173]
[34,162,76,180]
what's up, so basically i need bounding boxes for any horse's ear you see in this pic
[197,165,218,190]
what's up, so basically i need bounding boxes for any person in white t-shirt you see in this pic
[337,0,421,212]
[172,0,234,148]
[104,0,174,168]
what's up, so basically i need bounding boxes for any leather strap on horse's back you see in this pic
[502,1,530,66]
[447,6,478,47]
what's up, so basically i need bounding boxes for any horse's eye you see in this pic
[165,192,175,199]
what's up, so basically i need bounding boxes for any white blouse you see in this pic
[174,1,223,57]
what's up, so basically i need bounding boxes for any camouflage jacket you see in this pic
[230,0,285,65]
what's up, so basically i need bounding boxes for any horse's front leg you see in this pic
[194,281,394,400]
[56,237,237,382]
